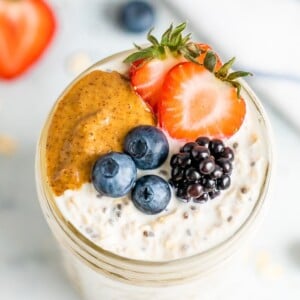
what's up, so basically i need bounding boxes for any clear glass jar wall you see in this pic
[35,50,274,300]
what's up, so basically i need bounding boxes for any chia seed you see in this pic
[181,244,189,251]
[183,212,189,219]
[143,230,154,237]
[241,187,248,194]
[91,233,99,239]
[159,169,168,177]
[85,227,93,234]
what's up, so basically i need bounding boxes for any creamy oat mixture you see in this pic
[55,92,268,261]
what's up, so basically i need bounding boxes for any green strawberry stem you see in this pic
[124,22,252,98]
[124,23,200,64]
[205,55,253,97]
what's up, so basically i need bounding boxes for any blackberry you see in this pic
[201,177,216,192]
[176,187,190,203]
[199,157,215,175]
[187,183,203,198]
[191,145,210,161]
[217,175,231,190]
[170,152,191,168]
[171,166,185,181]
[209,190,221,199]
[180,142,198,153]
[194,192,209,203]
[209,139,224,155]
[217,158,232,175]
[196,137,210,148]
[219,147,234,161]
[210,165,223,180]
[169,136,234,204]
[185,168,201,182]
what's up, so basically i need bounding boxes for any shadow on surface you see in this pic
[288,241,300,268]
[0,144,79,299]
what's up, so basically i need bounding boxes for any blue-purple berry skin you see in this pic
[131,175,171,214]
[124,125,169,170]
[119,1,155,33]
[92,152,136,198]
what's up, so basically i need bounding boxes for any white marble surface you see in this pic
[0,0,300,299]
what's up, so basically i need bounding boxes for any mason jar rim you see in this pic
[35,49,274,285]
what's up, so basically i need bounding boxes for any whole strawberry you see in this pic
[0,0,56,79]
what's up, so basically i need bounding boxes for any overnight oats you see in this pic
[36,23,273,299]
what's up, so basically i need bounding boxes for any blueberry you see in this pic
[131,175,171,214]
[124,125,169,170]
[119,1,155,33]
[92,152,136,197]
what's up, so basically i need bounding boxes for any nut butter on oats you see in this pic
[46,70,155,195]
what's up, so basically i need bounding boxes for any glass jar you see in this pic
[35,50,274,300]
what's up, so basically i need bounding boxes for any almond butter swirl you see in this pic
[46,70,155,195]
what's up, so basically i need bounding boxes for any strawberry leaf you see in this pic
[133,43,143,50]
[170,23,186,42]
[228,80,242,97]
[204,51,217,72]
[227,71,253,80]
[215,57,235,79]
[161,24,173,45]
[123,50,153,63]
[186,42,200,57]
[124,22,201,65]
[147,28,159,46]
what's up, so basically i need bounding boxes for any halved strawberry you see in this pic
[0,0,56,79]
[125,23,201,112]
[196,43,222,71]
[129,44,221,112]
[129,54,185,111]
[158,62,246,140]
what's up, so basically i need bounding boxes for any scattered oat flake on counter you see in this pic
[66,52,92,76]
[0,135,17,155]
[255,250,284,280]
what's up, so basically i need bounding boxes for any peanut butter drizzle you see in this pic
[46,70,155,195]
